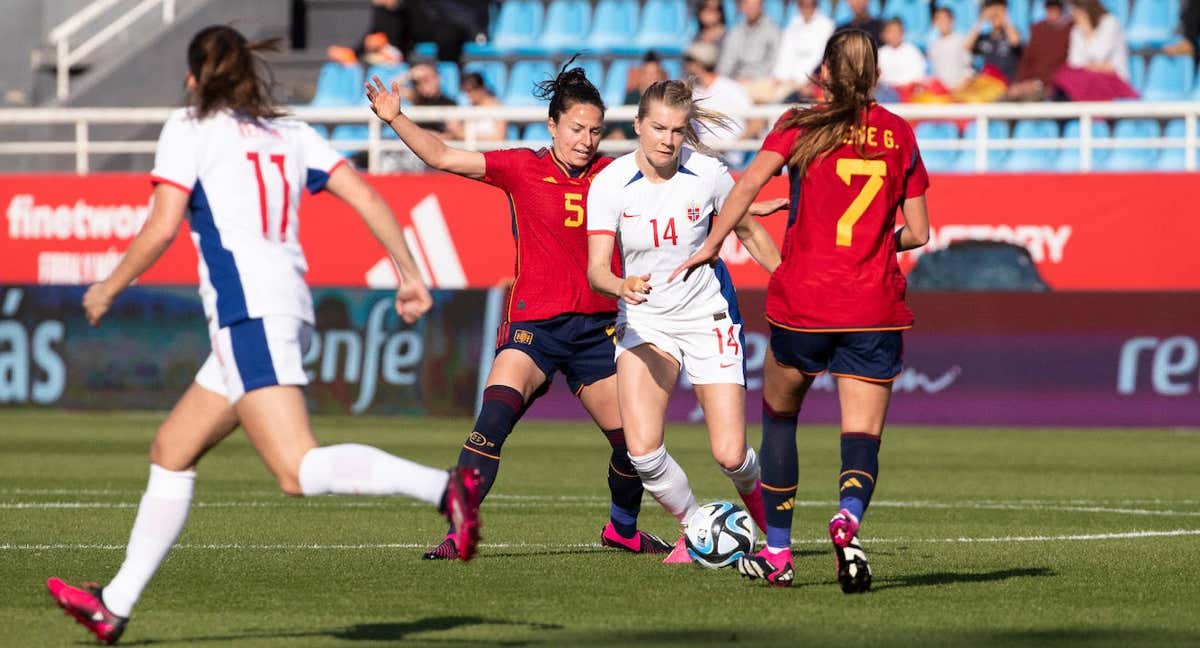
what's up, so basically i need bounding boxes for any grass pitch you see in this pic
[2,410,1199,647]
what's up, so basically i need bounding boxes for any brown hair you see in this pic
[775,29,878,176]
[1069,0,1107,27]
[636,79,735,158]
[187,25,282,119]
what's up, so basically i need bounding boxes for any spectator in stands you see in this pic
[684,41,753,166]
[446,73,506,143]
[404,61,457,133]
[878,17,928,91]
[835,0,884,45]
[927,6,973,91]
[328,0,406,65]
[1005,0,1073,101]
[718,0,782,103]
[1051,0,1136,100]
[694,0,729,47]
[1164,0,1200,61]
[965,0,1023,83]
[771,0,835,101]
[612,52,669,139]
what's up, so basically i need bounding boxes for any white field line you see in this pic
[3,529,1199,552]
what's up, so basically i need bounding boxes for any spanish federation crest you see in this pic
[686,203,702,223]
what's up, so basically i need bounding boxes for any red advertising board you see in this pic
[2,172,1197,290]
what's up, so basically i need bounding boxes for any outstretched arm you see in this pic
[83,183,188,326]
[587,233,650,305]
[733,211,782,274]
[326,164,433,323]
[366,75,487,179]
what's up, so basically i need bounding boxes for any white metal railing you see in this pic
[48,0,177,101]
[0,101,1197,174]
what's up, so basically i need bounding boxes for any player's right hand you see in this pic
[619,274,652,305]
[395,280,433,324]
[365,75,402,123]
[82,282,115,327]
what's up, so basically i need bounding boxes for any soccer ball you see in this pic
[684,501,756,569]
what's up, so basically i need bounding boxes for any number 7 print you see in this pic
[835,158,887,247]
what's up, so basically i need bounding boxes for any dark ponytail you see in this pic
[533,53,606,123]
[187,25,283,119]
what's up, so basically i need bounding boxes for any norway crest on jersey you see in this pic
[686,203,703,223]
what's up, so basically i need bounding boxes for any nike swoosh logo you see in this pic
[720,362,738,368]
[621,212,639,218]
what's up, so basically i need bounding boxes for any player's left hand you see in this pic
[394,280,433,324]
[366,75,403,124]
[667,241,721,283]
[748,197,788,216]
[82,281,116,327]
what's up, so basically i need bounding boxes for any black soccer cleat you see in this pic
[47,578,129,644]
[833,537,872,594]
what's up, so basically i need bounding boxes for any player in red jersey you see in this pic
[674,29,931,591]
[367,60,672,559]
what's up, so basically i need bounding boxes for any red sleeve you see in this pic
[760,110,800,157]
[483,149,528,191]
[903,127,930,199]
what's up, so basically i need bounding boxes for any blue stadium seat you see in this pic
[437,62,461,102]
[489,0,545,53]
[1158,119,1193,170]
[939,0,979,34]
[1007,0,1032,39]
[882,0,931,48]
[570,58,606,89]
[540,0,593,54]
[1126,0,1178,50]
[464,61,508,100]
[1140,55,1194,101]
[587,0,641,54]
[914,121,960,173]
[1057,119,1112,171]
[1004,119,1060,172]
[635,0,690,54]
[523,121,554,144]
[957,119,1009,171]
[310,63,364,107]
[1128,54,1147,93]
[834,0,882,25]
[725,0,786,25]
[662,58,683,80]
[603,58,636,107]
[1099,119,1160,171]
[1103,0,1132,27]
[504,61,558,106]
[365,63,408,91]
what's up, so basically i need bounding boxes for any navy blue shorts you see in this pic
[497,312,617,394]
[769,325,904,383]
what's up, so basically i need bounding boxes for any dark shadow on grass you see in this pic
[116,615,563,646]
[871,566,1054,591]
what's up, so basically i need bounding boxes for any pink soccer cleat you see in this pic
[599,522,673,554]
[736,547,795,586]
[442,467,483,562]
[738,482,768,534]
[828,508,860,549]
[422,534,459,561]
[662,535,694,564]
[46,577,128,645]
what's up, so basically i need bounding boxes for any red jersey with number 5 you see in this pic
[760,105,929,331]
[482,148,618,323]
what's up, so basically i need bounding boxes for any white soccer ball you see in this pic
[684,501,757,569]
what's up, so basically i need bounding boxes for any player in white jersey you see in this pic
[45,26,482,645]
[586,80,785,563]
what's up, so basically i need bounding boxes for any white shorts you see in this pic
[614,315,745,386]
[195,315,312,404]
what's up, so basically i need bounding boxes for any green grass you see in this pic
[2,410,1199,647]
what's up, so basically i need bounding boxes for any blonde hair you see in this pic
[636,79,735,158]
[775,29,879,177]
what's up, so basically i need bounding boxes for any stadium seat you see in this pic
[587,0,642,54]
[1128,54,1147,93]
[464,61,508,100]
[1157,119,1193,170]
[957,119,1009,171]
[437,62,461,102]
[1099,119,1160,171]
[1006,0,1032,40]
[539,0,593,54]
[365,63,408,91]
[1004,119,1060,172]
[1057,118,1112,171]
[882,0,931,48]
[602,58,636,108]
[724,0,785,25]
[834,0,882,25]
[310,63,364,107]
[570,58,606,89]
[523,121,554,144]
[635,0,690,54]
[914,121,961,173]
[504,61,558,106]
[489,0,545,54]
[1102,0,1131,25]
[662,58,683,80]
[1126,0,1178,50]
[1140,55,1194,102]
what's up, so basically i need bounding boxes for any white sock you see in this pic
[103,464,195,618]
[298,443,449,506]
[722,446,761,494]
[629,445,699,523]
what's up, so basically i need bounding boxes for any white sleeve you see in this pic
[150,112,199,192]
[586,173,620,236]
[299,123,346,194]
[712,166,736,214]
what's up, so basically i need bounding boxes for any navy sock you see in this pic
[838,433,881,522]
[603,427,642,538]
[456,385,525,506]
[760,401,799,550]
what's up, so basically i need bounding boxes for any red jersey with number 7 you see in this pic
[482,148,618,323]
[759,105,929,331]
